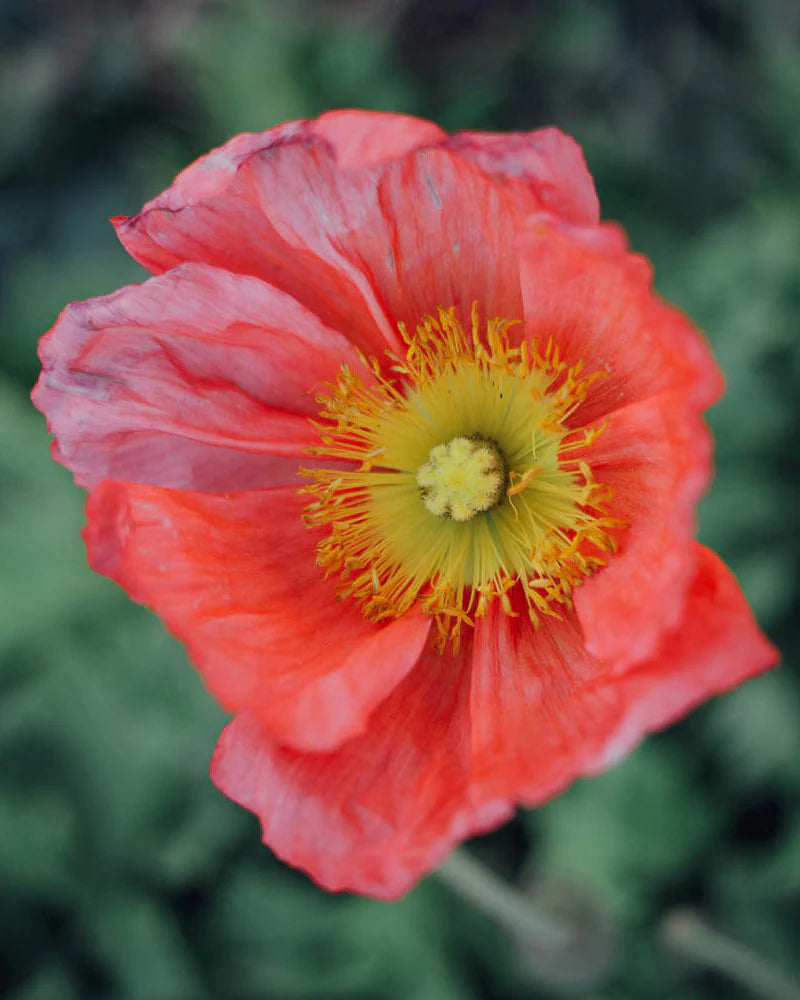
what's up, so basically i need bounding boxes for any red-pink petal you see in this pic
[114,141,398,358]
[470,545,777,805]
[446,127,600,225]
[33,263,360,492]
[238,142,524,332]
[211,636,511,899]
[116,136,525,355]
[469,605,610,804]
[366,147,524,327]
[309,109,446,168]
[85,481,431,752]
[112,114,450,358]
[582,544,780,773]
[574,391,713,668]
[125,121,309,213]
[517,215,724,423]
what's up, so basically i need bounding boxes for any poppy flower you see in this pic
[33,110,777,899]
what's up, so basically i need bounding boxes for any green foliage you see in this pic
[532,742,717,919]
[2,1,798,997]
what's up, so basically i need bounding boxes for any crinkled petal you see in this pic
[517,215,723,422]
[469,604,608,804]
[574,391,713,668]
[123,111,443,209]
[114,138,397,358]
[239,142,523,331]
[112,114,448,357]
[470,545,777,805]
[126,121,309,212]
[583,544,779,772]
[446,127,600,225]
[84,481,431,751]
[367,146,524,327]
[115,134,523,354]
[309,109,446,168]
[211,635,511,899]
[33,263,361,491]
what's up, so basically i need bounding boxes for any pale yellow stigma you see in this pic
[417,436,506,521]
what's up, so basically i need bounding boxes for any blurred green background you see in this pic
[2,1,799,998]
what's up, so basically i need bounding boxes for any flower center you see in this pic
[416,436,506,521]
[301,306,620,649]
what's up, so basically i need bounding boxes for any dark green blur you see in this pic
[1,2,798,998]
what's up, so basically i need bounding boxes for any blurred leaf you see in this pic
[5,963,80,1000]
[203,867,473,1000]
[703,671,800,789]
[202,865,373,999]
[0,379,112,649]
[171,0,311,136]
[77,889,205,1000]
[0,789,77,899]
[345,887,474,1000]
[531,742,714,917]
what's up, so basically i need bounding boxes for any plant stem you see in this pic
[435,849,570,947]
[661,909,800,1000]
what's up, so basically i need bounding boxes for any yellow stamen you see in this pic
[301,306,621,649]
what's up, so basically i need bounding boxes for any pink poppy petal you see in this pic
[470,606,611,804]
[114,127,407,357]
[116,134,527,359]
[366,147,524,327]
[574,391,713,668]
[583,544,780,773]
[33,263,361,492]
[470,548,777,806]
[211,636,512,899]
[85,481,431,752]
[447,126,600,225]
[128,121,309,213]
[239,142,524,335]
[517,215,723,423]
[309,109,446,168]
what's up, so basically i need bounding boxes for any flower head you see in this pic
[33,110,777,899]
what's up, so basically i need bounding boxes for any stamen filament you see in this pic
[301,307,620,648]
